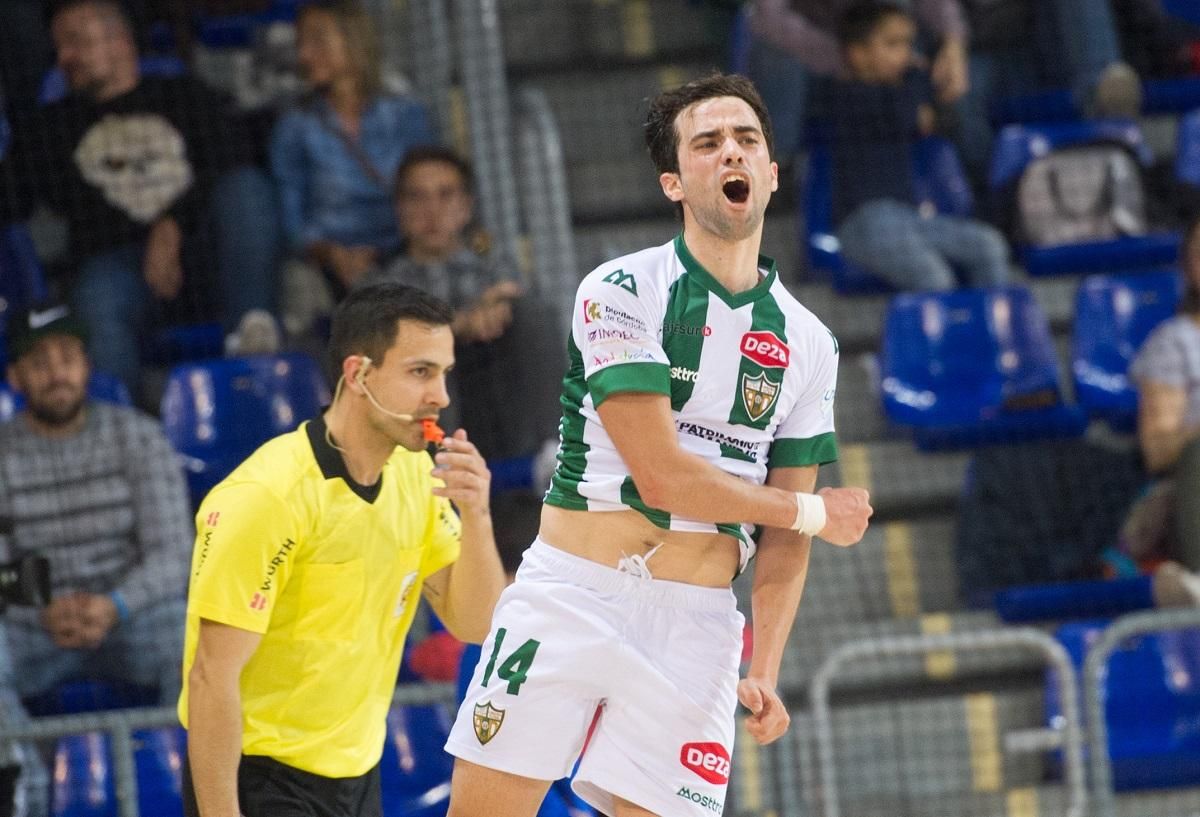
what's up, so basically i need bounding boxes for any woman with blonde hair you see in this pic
[270,0,435,333]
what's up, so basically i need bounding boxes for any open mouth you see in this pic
[722,177,750,204]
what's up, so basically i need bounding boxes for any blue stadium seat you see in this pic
[0,372,133,423]
[52,726,186,817]
[1176,108,1200,188]
[989,122,1181,276]
[1164,0,1200,25]
[1047,619,1200,791]
[1072,270,1181,429]
[195,0,302,48]
[379,704,453,817]
[881,286,1088,450]
[803,136,973,294]
[0,223,50,366]
[160,353,330,505]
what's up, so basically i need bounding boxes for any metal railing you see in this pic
[407,0,455,140]
[809,628,1088,817]
[453,0,522,269]
[515,85,578,340]
[1083,608,1200,817]
[0,682,456,817]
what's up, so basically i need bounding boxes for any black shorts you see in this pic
[182,753,382,817]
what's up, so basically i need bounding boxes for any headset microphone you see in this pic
[356,356,416,422]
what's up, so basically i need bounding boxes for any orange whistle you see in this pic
[421,418,445,444]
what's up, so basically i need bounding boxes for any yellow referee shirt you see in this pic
[178,417,462,778]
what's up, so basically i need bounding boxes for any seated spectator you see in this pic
[954,0,1140,177]
[1124,217,1200,600]
[359,147,562,462]
[272,0,435,336]
[820,1,1011,291]
[0,301,193,815]
[745,0,969,162]
[0,0,281,396]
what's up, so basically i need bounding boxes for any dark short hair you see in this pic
[837,1,912,48]
[49,0,132,30]
[643,72,774,178]
[393,145,475,200]
[328,283,454,369]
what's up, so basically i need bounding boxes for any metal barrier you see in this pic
[515,85,578,339]
[809,629,1087,817]
[407,0,455,139]
[1083,608,1200,817]
[454,0,522,269]
[0,682,457,817]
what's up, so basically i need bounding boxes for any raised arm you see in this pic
[421,430,505,643]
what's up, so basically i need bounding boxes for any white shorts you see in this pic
[445,539,744,817]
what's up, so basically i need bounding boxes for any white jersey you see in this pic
[545,235,840,566]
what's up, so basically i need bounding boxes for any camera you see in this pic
[0,517,50,611]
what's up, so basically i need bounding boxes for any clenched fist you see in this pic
[816,486,872,546]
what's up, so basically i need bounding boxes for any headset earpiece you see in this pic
[355,356,372,386]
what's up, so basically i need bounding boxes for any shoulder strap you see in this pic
[317,109,389,190]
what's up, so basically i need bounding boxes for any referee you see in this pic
[178,283,506,817]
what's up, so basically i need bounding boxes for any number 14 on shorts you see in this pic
[481,628,541,695]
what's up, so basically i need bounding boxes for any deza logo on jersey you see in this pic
[740,331,789,368]
[680,742,731,785]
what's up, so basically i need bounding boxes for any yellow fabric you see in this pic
[178,420,461,778]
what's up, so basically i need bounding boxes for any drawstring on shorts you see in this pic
[617,543,663,580]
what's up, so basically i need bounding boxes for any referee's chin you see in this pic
[392,426,428,453]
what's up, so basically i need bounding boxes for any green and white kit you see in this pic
[544,234,840,567]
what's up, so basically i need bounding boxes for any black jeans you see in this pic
[183,753,382,817]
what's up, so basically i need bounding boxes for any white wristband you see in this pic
[791,492,827,537]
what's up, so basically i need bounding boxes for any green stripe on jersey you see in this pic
[620,477,671,528]
[769,432,839,468]
[545,336,590,511]
[588,363,670,406]
[728,295,789,431]
[661,273,710,411]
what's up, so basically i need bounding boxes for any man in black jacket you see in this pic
[0,0,281,393]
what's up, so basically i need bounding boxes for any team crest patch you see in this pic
[742,372,781,421]
[473,701,506,745]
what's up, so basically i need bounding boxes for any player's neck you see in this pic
[323,402,391,486]
[681,225,764,295]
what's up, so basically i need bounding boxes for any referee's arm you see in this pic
[423,429,506,643]
[188,619,263,817]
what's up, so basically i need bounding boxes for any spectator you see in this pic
[359,147,563,461]
[0,301,193,816]
[0,0,282,395]
[1125,217,1200,596]
[745,0,969,161]
[820,1,1011,291]
[272,0,435,336]
[954,0,1141,176]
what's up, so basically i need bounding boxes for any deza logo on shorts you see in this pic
[739,331,789,368]
[680,742,730,785]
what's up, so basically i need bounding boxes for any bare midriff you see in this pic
[538,504,740,587]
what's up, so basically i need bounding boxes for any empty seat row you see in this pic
[880,270,1179,450]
